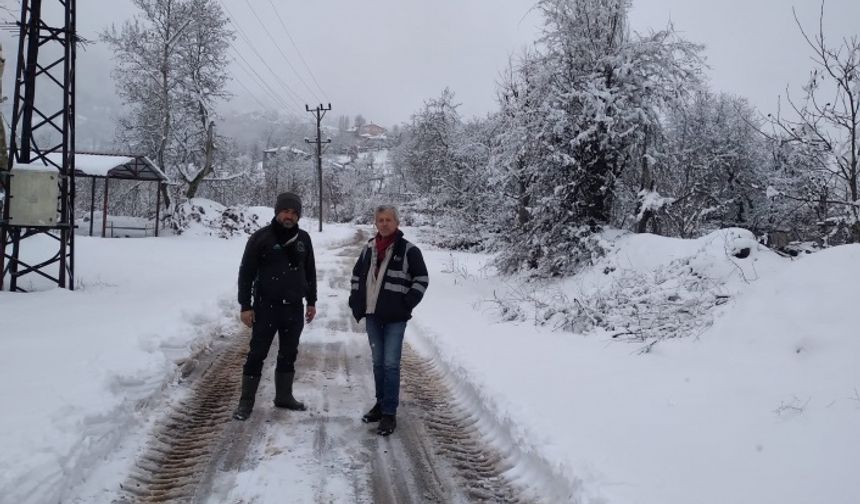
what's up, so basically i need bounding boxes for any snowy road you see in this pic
[115,231,530,503]
[6,218,858,504]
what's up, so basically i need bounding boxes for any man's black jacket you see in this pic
[349,230,428,323]
[238,219,317,311]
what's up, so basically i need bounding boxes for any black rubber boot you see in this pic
[362,403,382,423]
[377,414,396,436]
[232,375,261,421]
[274,371,306,411]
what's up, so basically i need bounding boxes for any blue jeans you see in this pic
[365,315,407,415]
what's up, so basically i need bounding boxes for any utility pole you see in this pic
[305,103,331,232]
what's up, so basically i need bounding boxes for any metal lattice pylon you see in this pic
[0,0,77,292]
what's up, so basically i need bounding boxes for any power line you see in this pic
[229,47,302,113]
[216,0,309,107]
[229,68,272,111]
[229,20,307,108]
[266,0,329,100]
[242,0,323,104]
[229,50,292,111]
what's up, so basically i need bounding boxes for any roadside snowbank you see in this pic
[411,227,860,504]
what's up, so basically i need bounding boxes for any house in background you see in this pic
[262,145,312,171]
[354,122,387,151]
[358,122,386,139]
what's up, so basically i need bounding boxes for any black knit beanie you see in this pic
[275,192,302,216]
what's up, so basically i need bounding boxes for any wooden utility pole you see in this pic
[305,103,331,232]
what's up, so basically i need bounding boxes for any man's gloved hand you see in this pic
[305,306,316,323]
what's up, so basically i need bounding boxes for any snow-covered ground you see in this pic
[414,228,860,504]
[1,203,858,503]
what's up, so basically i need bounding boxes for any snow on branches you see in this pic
[491,0,703,275]
[486,228,767,351]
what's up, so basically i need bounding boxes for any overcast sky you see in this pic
[3,0,860,128]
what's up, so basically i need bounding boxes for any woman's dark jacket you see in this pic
[238,219,317,311]
[349,230,429,322]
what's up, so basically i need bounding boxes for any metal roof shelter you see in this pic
[52,152,169,237]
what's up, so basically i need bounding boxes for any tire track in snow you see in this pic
[400,345,528,503]
[115,227,539,503]
[116,336,246,503]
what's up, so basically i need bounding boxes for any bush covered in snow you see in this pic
[487,228,780,351]
[169,198,268,238]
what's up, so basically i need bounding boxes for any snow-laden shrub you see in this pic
[488,228,774,351]
[218,206,266,238]
[169,198,266,238]
[495,224,610,278]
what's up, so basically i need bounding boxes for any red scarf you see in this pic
[374,233,396,269]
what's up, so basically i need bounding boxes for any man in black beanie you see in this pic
[234,191,317,420]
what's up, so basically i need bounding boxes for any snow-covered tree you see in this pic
[389,88,501,245]
[353,114,367,131]
[764,6,860,243]
[428,115,499,248]
[192,139,256,206]
[336,115,350,133]
[323,154,383,223]
[101,0,234,206]
[173,0,233,199]
[637,91,770,237]
[758,136,830,244]
[494,0,702,275]
[261,148,315,212]
[394,88,462,196]
[491,50,546,246]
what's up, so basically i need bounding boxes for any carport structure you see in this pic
[49,152,168,237]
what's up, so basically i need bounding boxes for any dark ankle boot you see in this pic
[377,414,396,436]
[362,403,382,423]
[274,371,306,411]
[233,375,261,421]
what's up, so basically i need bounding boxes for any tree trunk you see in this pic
[156,1,173,210]
[636,207,654,233]
[636,152,653,233]
[515,158,530,226]
[585,157,612,223]
[185,121,214,200]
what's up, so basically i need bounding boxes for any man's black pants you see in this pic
[242,302,304,377]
